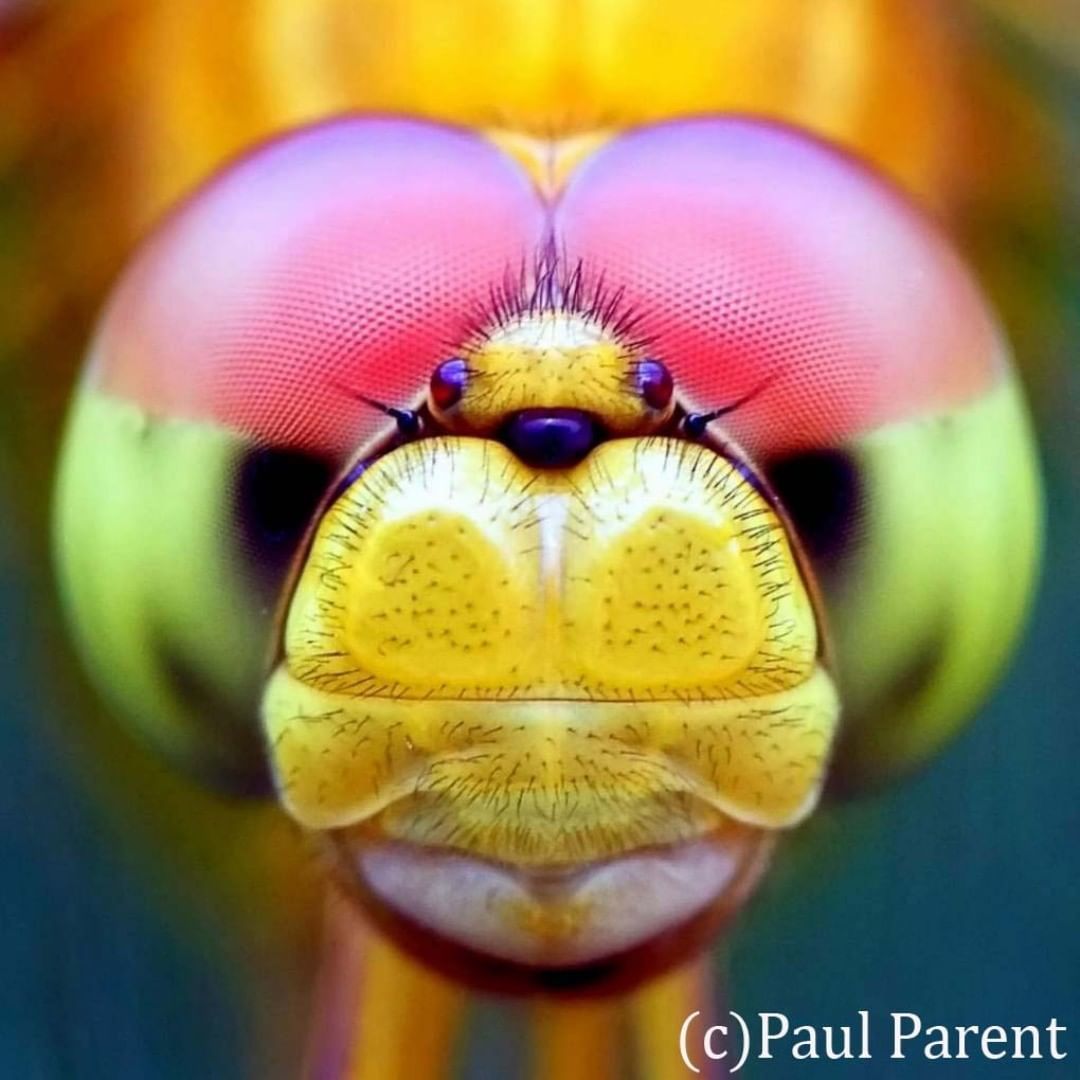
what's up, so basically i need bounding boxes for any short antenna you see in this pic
[331,380,421,439]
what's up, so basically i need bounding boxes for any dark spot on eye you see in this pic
[828,630,946,797]
[881,635,944,718]
[154,640,274,797]
[767,449,861,572]
[235,446,334,590]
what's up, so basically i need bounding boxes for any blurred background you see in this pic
[1,1,1077,1076]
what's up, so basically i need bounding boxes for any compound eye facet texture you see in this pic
[95,117,546,456]
[55,115,1040,840]
[556,118,1005,457]
[55,119,546,787]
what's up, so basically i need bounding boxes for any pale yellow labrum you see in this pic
[263,437,839,863]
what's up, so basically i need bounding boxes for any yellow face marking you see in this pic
[445,310,666,434]
[263,437,839,864]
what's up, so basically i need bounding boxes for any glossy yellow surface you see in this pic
[264,436,839,861]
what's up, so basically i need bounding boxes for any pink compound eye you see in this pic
[429,356,470,412]
[633,357,674,411]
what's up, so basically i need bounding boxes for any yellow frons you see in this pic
[263,437,839,859]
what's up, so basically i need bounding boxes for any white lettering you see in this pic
[1048,1018,1068,1060]
[981,1025,1008,1060]
[703,1025,728,1061]
[791,1026,817,1060]
[758,1013,789,1059]
[892,1013,921,1058]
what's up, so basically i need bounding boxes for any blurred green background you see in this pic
[1,1,1077,1076]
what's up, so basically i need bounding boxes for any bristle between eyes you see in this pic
[458,241,654,353]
